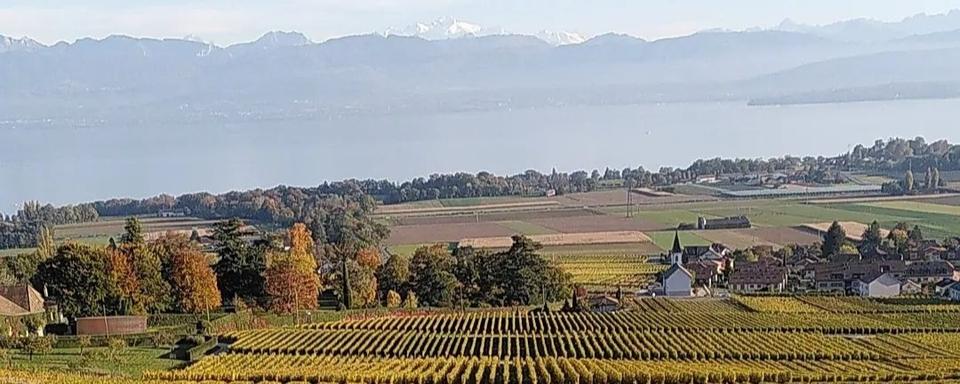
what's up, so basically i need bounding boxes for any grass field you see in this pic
[647,230,710,250]
[860,200,960,216]
[0,247,35,257]
[9,347,181,377]
[55,217,218,243]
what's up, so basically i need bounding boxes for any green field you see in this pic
[9,347,182,377]
[647,230,710,250]
[860,200,960,216]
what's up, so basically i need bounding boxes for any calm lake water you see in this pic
[2,100,960,211]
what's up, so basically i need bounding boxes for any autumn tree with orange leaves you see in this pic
[265,223,320,313]
[161,235,222,313]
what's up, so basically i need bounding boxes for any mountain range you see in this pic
[5,11,960,123]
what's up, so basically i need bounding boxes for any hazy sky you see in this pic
[2,0,960,45]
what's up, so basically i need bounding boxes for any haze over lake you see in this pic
[2,99,959,211]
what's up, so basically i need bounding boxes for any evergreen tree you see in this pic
[821,221,846,258]
[213,219,265,304]
[909,225,924,243]
[861,221,883,249]
[120,217,145,245]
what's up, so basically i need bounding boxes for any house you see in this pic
[662,264,693,297]
[588,295,621,312]
[935,279,958,296]
[901,261,958,284]
[0,284,45,317]
[809,260,905,293]
[685,260,722,288]
[901,280,922,295]
[949,284,960,302]
[853,273,901,298]
[729,261,787,293]
[683,243,731,264]
[661,232,693,297]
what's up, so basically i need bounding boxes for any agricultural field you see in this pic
[53,216,220,245]
[133,297,960,383]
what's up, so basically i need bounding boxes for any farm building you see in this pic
[697,216,751,230]
[729,261,787,293]
[852,273,901,298]
[935,279,958,296]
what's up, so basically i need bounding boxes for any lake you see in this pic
[2,99,960,211]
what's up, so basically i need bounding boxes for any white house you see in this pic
[663,264,693,297]
[661,232,693,297]
[853,273,901,298]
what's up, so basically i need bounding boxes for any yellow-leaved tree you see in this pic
[265,223,320,313]
[168,241,222,313]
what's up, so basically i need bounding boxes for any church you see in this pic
[661,232,693,297]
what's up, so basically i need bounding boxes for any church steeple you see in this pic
[670,231,683,265]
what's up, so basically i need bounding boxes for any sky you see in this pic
[1,0,960,45]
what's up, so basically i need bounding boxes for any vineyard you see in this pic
[8,296,960,383]
[541,248,664,287]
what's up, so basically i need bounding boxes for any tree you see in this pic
[386,290,402,308]
[904,170,915,192]
[265,224,320,313]
[34,243,113,318]
[932,168,942,190]
[120,217,145,245]
[376,254,410,299]
[408,244,459,307]
[821,221,846,258]
[212,219,265,304]
[20,335,53,360]
[106,248,140,314]
[861,221,883,249]
[125,244,172,313]
[474,236,571,306]
[403,290,418,309]
[166,237,222,313]
[925,167,933,191]
[909,225,924,243]
[332,259,378,308]
[36,226,55,259]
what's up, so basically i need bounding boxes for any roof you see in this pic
[860,273,900,287]
[671,232,683,255]
[663,263,693,280]
[0,284,45,316]
[685,261,720,280]
[589,295,620,307]
[730,262,787,285]
[936,279,958,288]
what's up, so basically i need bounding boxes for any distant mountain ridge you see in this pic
[6,12,960,121]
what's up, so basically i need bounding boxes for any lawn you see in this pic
[8,347,182,377]
[647,231,710,251]
[633,209,711,228]
[438,196,530,208]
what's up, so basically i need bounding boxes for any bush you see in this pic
[386,290,402,308]
[403,291,419,309]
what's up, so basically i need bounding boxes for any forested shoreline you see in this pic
[2,137,958,251]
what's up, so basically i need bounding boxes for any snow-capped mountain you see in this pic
[0,35,45,53]
[536,30,587,46]
[385,17,499,40]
